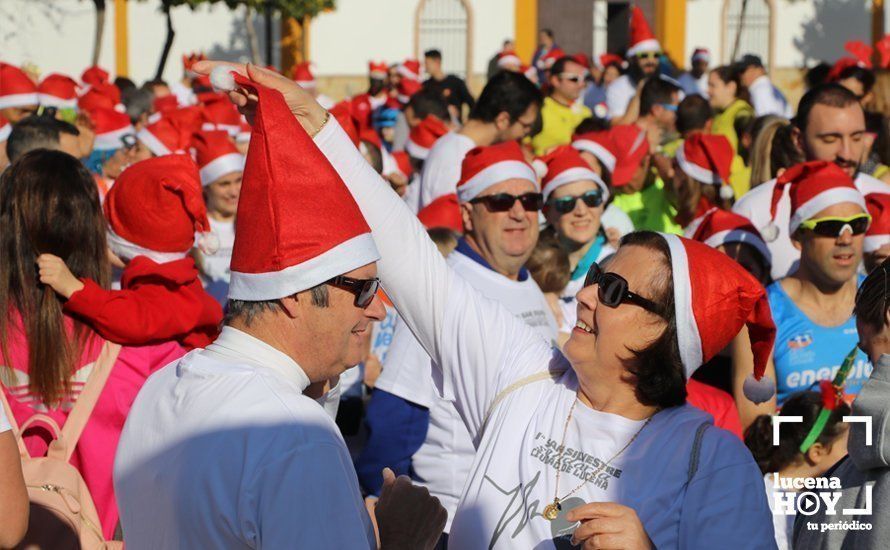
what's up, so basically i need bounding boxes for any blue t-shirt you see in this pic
[767,278,872,406]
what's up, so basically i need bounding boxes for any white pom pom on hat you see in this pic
[719,184,735,201]
[210,66,236,92]
[197,231,220,256]
[743,373,776,404]
[761,222,780,242]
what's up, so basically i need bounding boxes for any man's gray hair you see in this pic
[224,283,329,327]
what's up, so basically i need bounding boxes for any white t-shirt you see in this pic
[733,172,890,280]
[419,132,476,209]
[114,327,375,549]
[199,217,235,304]
[316,119,775,549]
[601,203,634,238]
[748,75,793,118]
[606,74,637,120]
[375,247,558,531]
[402,173,422,214]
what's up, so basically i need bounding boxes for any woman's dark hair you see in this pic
[837,65,876,96]
[855,257,890,331]
[745,390,850,474]
[469,71,543,124]
[805,62,832,91]
[711,65,750,104]
[0,150,110,406]
[574,116,610,135]
[619,231,686,409]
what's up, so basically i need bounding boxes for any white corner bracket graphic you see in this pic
[844,416,873,447]
[773,415,804,446]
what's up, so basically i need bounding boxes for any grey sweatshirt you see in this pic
[792,354,890,549]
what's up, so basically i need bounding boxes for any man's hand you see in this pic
[37,254,84,299]
[190,61,328,136]
[374,468,446,550]
[567,502,653,550]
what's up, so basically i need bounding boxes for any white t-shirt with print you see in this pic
[419,132,476,209]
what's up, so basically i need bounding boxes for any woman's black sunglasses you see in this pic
[326,275,380,308]
[584,263,665,317]
[547,190,604,214]
[469,192,544,213]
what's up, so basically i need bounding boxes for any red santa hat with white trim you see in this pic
[865,193,890,253]
[81,65,110,88]
[391,151,413,179]
[78,82,122,112]
[0,116,10,142]
[572,130,617,175]
[396,78,422,104]
[89,107,135,151]
[225,72,380,301]
[539,145,609,202]
[406,115,449,160]
[456,141,539,203]
[292,62,316,88]
[236,120,251,144]
[37,74,79,109]
[397,59,421,81]
[201,96,243,137]
[676,133,735,200]
[497,51,523,71]
[687,207,772,267]
[105,155,215,262]
[626,6,661,57]
[418,194,463,233]
[659,233,777,402]
[369,61,389,80]
[192,130,245,187]
[609,124,650,186]
[763,160,867,241]
[537,48,566,70]
[136,116,193,156]
[691,48,711,64]
[0,63,38,110]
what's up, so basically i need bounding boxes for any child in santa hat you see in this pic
[36,154,223,349]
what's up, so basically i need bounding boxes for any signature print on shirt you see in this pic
[531,431,623,490]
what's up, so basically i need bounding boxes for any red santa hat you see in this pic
[539,145,609,202]
[418,194,463,233]
[609,125,650,186]
[406,115,450,160]
[691,48,711,64]
[865,193,890,253]
[522,64,539,84]
[136,116,192,156]
[598,53,625,70]
[676,133,735,200]
[537,48,567,70]
[90,107,135,151]
[396,78,422,104]
[572,130,616,174]
[81,66,110,88]
[37,73,79,109]
[764,160,867,241]
[292,62,316,88]
[391,151,414,179]
[105,155,214,261]
[78,82,122,112]
[330,101,360,147]
[0,63,38,110]
[225,71,379,301]
[627,6,661,57]
[687,207,772,267]
[201,96,243,136]
[236,120,251,144]
[0,116,11,142]
[828,41,873,82]
[192,130,245,186]
[571,53,591,69]
[369,61,389,80]
[153,94,179,114]
[497,51,523,70]
[660,233,777,402]
[456,141,539,203]
[398,59,421,81]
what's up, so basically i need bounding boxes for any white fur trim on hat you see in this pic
[201,121,241,137]
[0,93,39,110]
[228,232,380,301]
[406,139,430,160]
[788,187,867,235]
[457,160,539,203]
[675,144,721,185]
[93,125,136,151]
[0,124,11,142]
[236,130,251,144]
[37,94,77,109]
[627,39,661,57]
[572,140,616,173]
[107,227,189,264]
[543,166,609,202]
[136,127,172,156]
[865,234,890,253]
[662,233,703,378]
[497,54,522,68]
[200,153,245,186]
[703,229,772,266]
[370,70,388,80]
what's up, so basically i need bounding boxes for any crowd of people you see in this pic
[2,5,890,549]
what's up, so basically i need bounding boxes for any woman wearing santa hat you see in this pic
[200,61,778,549]
[669,133,736,229]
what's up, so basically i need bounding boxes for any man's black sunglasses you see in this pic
[326,275,380,308]
[584,262,665,317]
[547,190,604,214]
[469,192,544,213]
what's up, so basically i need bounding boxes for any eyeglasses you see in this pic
[120,134,137,150]
[584,262,665,317]
[547,190,604,214]
[326,275,380,308]
[469,192,544,213]
[799,213,871,237]
[559,73,586,84]
[657,103,678,112]
[636,52,661,60]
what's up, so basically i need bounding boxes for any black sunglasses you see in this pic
[326,275,380,308]
[469,192,544,213]
[584,262,664,317]
[547,190,604,214]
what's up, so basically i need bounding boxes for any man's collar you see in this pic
[455,237,529,281]
[203,326,311,392]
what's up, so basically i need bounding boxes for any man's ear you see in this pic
[791,126,806,155]
[279,294,302,319]
[460,202,474,233]
[494,111,511,131]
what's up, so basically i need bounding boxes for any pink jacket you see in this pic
[1,313,184,539]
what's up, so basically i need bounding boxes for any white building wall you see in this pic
[684,0,723,67]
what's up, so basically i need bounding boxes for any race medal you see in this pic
[543,500,561,521]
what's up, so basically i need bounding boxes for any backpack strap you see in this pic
[686,421,711,484]
[48,341,122,461]
[481,367,568,435]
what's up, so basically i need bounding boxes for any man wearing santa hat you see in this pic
[114,64,446,548]
[292,61,335,109]
[677,48,711,98]
[607,7,662,121]
[864,193,890,272]
[358,141,556,546]
[214,61,778,548]
[0,63,39,124]
[733,83,890,280]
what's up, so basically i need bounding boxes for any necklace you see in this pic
[541,398,654,521]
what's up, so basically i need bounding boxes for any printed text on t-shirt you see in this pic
[530,432,622,490]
